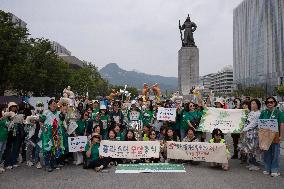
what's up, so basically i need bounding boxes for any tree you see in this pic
[0,10,30,94]
[276,84,284,101]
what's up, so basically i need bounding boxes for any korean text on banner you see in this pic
[167,142,228,164]
[99,140,160,159]
[68,136,88,152]
[157,107,176,121]
[198,107,247,133]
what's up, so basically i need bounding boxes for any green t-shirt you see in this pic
[85,143,100,161]
[142,110,154,126]
[0,118,9,141]
[100,114,109,132]
[259,108,284,135]
[76,119,86,136]
[181,110,203,130]
[91,108,100,120]
[116,131,125,141]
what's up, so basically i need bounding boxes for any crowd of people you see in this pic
[0,88,283,177]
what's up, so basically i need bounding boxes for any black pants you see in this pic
[231,133,240,157]
[85,157,111,169]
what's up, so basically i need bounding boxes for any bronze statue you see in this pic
[179,14,197,47]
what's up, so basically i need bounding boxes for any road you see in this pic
[0,158,283,189]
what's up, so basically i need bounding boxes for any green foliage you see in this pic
[232,85,265,98]
[0,10,109,98]
[276,85,284,96]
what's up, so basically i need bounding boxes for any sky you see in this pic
[1,0,243,77]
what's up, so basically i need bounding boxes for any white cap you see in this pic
[100,105,107,109]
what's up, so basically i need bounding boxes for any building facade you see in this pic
[51,41,71,56]
[201,65,234,95]
[233,0,284,94]
[8,12,27,28]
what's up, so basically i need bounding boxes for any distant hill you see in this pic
[99,63,178,91]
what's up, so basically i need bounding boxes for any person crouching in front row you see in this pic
[83,133,110,172]
[209,128,230,171]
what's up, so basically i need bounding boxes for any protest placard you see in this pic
[157,107,176,121]
[67,121,78,135]
[68,136,88,152]
[167,142,228,164]
[115,163,186,173]
[198,107,247,133]
[258,119,278,132]
[99,140,160,159]
[129,111,140,121]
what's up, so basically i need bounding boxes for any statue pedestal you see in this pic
[178,47,199,96]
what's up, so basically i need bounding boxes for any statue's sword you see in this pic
[179,20,183,45]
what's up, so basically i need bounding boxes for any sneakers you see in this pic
[95,165,104,172]
[6,166,13,170]
[0,167,5,173]
[263,171,270,175]
[47,167,53,172]
[249,166,260,171]
[36,162,42,169]
[12,164,20,168]
[26,161,34,167]
[271,172,280,177]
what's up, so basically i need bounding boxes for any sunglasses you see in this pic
[267,101,275,104]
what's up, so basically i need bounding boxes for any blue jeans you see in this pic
[44,151,55,168]
[34,144,41,163]
[0,141,7,164]
[263,143,280,173]
[180,129,186,141]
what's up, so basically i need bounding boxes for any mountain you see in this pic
[99,63,178,91]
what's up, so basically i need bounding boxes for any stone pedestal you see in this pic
[178,47,199,96]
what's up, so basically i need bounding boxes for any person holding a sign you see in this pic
[84,133,110,172]
[259,97,284,177]
[181,102,202,140]
[209,128,230,171]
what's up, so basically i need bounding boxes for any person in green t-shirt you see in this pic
[181,102,202,140]
[259,97,284,177]
[98,105,110,140]
[84,133,110,172]
[75,111,89,136]
[91,101,100,120]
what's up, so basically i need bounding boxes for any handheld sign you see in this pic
[68,136,88,152]
[258,119,278,132]
[157,107,176,121]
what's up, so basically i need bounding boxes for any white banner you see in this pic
[258,119,278,132]
[99,140,160,159]
[167,142,228,164]
[157,107,176,121]
[198,108,247,133]
[68,136,88,152]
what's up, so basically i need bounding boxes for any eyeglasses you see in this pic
[215,134,222,136]
[84,114,89,116]
[150,133,156,135]
[93,136,100,139]
[267,101,275,104]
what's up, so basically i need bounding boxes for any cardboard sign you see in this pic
[68,136,88,152]
[99,140,160,159]
[258,119,278,132]
[157,107,176,121]
[167,142,228,164]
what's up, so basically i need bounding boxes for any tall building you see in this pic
[201,65,234,95]
[233,0,284,94]
[51,41,71,56]
[8,12,27,28]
